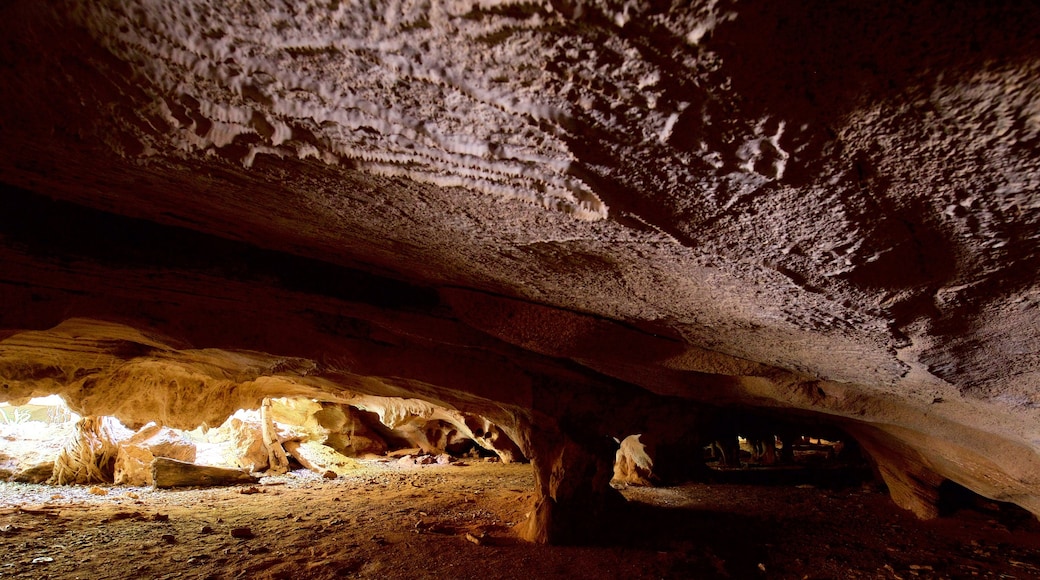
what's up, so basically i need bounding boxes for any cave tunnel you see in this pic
[4,1,1040,578]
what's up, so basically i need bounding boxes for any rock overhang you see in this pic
[1,0,1040,542]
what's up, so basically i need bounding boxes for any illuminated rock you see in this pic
[612,434,656,488]
[314,404,388,458]
[113,424,196,486]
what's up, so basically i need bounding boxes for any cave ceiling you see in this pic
[2,0,1040,529]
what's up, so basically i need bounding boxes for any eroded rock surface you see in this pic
[1,0,1040,542]
[612,434,656,487]
[315,403,389,458]
[113,424,196,486]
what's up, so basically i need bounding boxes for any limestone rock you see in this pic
[130,424,196,463]
[1,0,1040,545]
[389,418,470,457]
[152,457,259,488]
[114,424,196,486]
[460,415,525,465]
[49,416,122,485]
[283,440,361,477]
[223,418,268,473]
[113,445,156,487]
[314,404,387,457]
[520,435,623,545]
[269,398,324,439]
[352,397,524,462]
[612,434,656,488]
[11,462,54,484]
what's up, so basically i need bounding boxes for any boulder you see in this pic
[269,398,324,437]
[114,424,196,486]
[113,426,196,488]
[283,440,361,477]
[152,457,258,488]
[113,444,156,486]
[224,418,269,473]
[11,462,54,484]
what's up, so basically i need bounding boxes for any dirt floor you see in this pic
[1,461,1040,580]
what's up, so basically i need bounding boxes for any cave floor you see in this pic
[1,462,1039,580]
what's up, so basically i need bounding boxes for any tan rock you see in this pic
[113,424,196,486]
[314,404,387,457]
[460,415,525,464]
[269,398,324,439]
[611,434,656,487]
[152,458,259,488]
[283,440,361,477]
[224,418,269,473]
[11,462,54,484]
[113,445,156,487]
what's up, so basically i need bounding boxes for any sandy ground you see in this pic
[1,461,1040,580]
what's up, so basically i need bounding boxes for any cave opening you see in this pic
[4,390,1040,578]
[611,408,877,491]
[1,395,525,488]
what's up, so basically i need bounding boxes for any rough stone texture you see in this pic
[11,462,55,484]
[1,1,1040,543]
[612,434,656,487]
[459,413,526,464]
[389,418,470,456]
[352,396,526,463]
[113,423,196,486]
[113,445,160,487]
[283,440,361,478]
[269,398,325,437]
[222,418,270,474]
[152,457,258,488]
[314,403,388,457]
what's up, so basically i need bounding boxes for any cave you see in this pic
[3,0,1040,578]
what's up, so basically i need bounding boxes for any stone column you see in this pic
[848,426,943,519]
[518,425,623,544]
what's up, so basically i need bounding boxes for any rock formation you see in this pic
[314,403,389,457]
[1,0,1040,543]
[113,423,197,486]
[612,434,657,487]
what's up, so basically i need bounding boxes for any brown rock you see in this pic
[2,0,1040,546]
[223,418,268,473]
[113,424,196,486]
[611,435,656,488]
[230,527,254,539]
[152,458,259,489]
[11,462,54,484]
[315,404,387,457]
[283,440,361,477]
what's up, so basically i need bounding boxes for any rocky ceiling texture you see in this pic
[2,0,1040,543]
